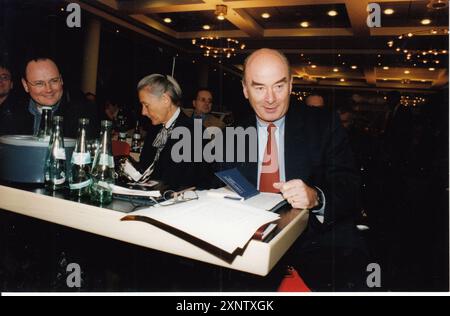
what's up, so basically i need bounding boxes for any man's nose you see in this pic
[265,88,275,104]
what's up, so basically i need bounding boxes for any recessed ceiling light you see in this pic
[383,79,388,81]
[340,78,345,82]
[203,25,211,30]
[327,10,338,17]
[383,66,389,70]
[217,15,225,21]
[163,17,172,23]
[333,68,339,72]
[421,80,426,82]
[384,8,395,15]
[351,65,357,69]
[404,70,410,74]
[300,21,309,28]
[261,12,270,19]
[428,67,436,71]
[421,19,431,25]
[311,65,317,68]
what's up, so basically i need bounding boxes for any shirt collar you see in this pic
[29,98,61,115]
[256,115,285,130]
[165,107,181,128]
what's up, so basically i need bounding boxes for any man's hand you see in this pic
[273,179,318,209]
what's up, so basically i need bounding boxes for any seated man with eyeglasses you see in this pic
[20,57,99,138]
[0,63,27,136]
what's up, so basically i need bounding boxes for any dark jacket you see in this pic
[139,111,214,191]
[21,91,99,139]
[0,93,29,136]
[220,104,363,250]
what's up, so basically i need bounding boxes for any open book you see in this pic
[121,190,281,255]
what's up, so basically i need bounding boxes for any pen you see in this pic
[224,195,243,201]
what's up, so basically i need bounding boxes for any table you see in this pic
[0,183,308,277]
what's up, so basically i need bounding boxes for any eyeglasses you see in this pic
[153,187,199,207]
[26,76,62,89]
[119,186,198,211]
[0,74,11,82]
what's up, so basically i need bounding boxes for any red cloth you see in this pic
[259,124,280,193]
[112,140,130,157]
[278,267,311,292]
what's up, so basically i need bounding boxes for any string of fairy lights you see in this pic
[387,28,448,67]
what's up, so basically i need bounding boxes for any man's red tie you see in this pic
[259,123,280,193]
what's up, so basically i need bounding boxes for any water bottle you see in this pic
[131,120,142,153]
[70,118,92,199]
[117,108,127,142]
[37,107,53,139]
[90,120,115,205]
[44,116,67,191]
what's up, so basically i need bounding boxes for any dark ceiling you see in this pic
[77,0,448,91]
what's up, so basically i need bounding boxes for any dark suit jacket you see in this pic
[21,90,99,139]
[221,104,363,250]
[139,111,213,191]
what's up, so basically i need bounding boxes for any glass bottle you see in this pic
[37,107,53,139]
[131,120,142,153]
[90,120,115,205]
[117,108,127,142]
[69,118,92,199]
[44,116,67,191]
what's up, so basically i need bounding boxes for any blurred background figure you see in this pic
[183,88,226,129]
[305,93,325,108]
[0,63,26,135]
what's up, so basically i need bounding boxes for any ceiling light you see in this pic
[261,12,270,19]
[351,65,357,69]
[384,8,395,15]
[421,19,432,25]
[333,68,339,72]
[340,78,345,82]
[427,0,449,10]
[428,67,436,71]
[215,4,227,20]
[383,66,389,70]
[407,33,413,37]
[404,70,410,74]
[300,21,309,28]
[311,65,317,68]
[163,17,172,23]
[202,25,211,30]
[327,10,338,17]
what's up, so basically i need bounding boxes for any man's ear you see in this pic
[21,78,29,93]
[288,75,293,94]
[242,80,249,99]
[192,99,197,109]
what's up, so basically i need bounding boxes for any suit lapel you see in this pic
[284,106,311,182]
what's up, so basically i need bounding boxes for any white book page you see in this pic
[130,196,279,254]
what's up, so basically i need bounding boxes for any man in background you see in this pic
[184,88,226,129]
[0,63,27,135]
